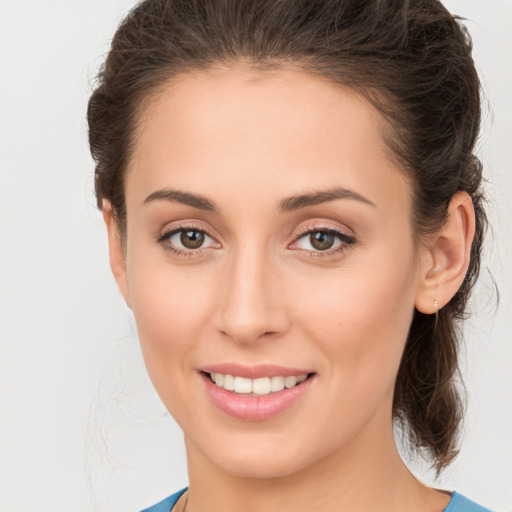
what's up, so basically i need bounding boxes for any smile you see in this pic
[209,372,309,396]
[200,369,316,421]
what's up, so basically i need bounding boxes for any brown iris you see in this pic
[310,231,335,250]
[180,229,205,249]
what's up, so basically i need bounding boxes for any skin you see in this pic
[103,64,475,512]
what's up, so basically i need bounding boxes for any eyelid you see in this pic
[157,220,216,241]
[293,221,355,240]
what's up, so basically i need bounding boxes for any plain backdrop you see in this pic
[0,1,511,511]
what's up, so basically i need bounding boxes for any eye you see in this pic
[157,223,355,259]
[157,225,219,256]
[291,227,356,257]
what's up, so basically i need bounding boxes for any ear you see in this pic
[102,200,131,306]
[415,191,476,314]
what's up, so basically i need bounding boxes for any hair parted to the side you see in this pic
[87,0,487,474]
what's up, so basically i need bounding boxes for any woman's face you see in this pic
[118,65,426,478]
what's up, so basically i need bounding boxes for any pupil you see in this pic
[180,230,204,249]
[310,231,334,250]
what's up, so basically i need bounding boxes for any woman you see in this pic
[87,0,493,510]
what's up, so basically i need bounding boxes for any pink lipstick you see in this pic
[199,364,316,421]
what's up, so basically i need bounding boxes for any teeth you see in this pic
[252,377,271,395]
[284,376,296,388]
[223,374,235,391]
[270,376,285,392]
[234,376,252,394]
[209,372,309,395]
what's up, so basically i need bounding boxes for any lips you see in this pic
[198,363,317,421]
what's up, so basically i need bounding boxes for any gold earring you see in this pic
[433,299,439,330]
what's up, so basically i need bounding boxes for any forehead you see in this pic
[134,64,387,158]
[126,64,410,218]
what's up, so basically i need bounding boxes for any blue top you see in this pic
[140,487,493,512]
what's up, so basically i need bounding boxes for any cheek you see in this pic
[295,254,417,396]
[126,254,215,390]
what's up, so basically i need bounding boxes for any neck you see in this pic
[182,411,448,512]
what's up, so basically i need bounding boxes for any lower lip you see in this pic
[200,372,316,421]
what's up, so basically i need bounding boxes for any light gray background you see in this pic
[0,1,510,511]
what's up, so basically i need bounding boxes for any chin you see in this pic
[218,455,303,479]
[200,435,320,479]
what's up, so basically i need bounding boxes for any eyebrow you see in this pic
[143,186,376,212]
[278,186,376,212]
[144,188,219,212]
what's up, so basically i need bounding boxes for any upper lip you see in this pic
[199,363,314,379]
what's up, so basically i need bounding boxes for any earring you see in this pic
[433,298,439,330]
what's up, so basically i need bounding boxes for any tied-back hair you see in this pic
[87,0,487,474]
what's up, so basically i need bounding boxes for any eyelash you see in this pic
[157,223,357,259]
[291,225,356,258]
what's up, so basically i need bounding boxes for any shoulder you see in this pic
[139,487,188,512]
[444,492,494,512]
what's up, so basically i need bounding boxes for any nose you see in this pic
[216,244,289,345]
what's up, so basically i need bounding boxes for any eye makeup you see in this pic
[155,220,357,260]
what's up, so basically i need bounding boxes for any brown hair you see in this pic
[88,0,486,474]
